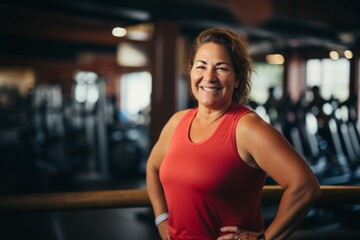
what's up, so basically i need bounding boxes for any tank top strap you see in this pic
[227,103,253,121]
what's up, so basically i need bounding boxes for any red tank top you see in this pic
[160,103,266,239]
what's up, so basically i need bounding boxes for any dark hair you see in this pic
[188,28,253,104]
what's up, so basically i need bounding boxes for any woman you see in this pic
[146,28,321,240]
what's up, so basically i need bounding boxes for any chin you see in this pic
[199,101,221,108]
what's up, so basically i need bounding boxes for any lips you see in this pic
[200,86,222,92]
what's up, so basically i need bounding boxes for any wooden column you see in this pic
[149,21,179,147]
[286,52,307,102]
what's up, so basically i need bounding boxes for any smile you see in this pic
[200,86,222,92]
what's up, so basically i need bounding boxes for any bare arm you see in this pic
[237,113,321,240]
[146,110,188,239]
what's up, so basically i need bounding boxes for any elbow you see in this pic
[289,177,321,205]
[311,174,322,200]
[303,178,322,204]
[309,181,321,203]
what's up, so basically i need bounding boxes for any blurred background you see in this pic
[0,0,359,239]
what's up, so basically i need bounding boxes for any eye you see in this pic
[196,65,206,69]
[216,66,230,72]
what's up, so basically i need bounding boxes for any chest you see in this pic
[160,125,258,194]
[162,145,241,193]
[189,120,220,143]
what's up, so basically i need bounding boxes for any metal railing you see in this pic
[0,185,359,214]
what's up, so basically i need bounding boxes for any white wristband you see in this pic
[155,212,169,226]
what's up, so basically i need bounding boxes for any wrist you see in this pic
[155,212,169,226]
[256,233,266,240]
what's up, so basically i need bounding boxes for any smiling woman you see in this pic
[187,28,252,105]
[190,42,237,109]
[146,28,321,240]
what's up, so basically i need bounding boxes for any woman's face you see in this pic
[190,42,238,109]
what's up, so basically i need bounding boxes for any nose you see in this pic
[203,68,216,82]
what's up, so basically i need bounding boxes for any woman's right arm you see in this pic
[146,110,187,240]
[146,138,170,239]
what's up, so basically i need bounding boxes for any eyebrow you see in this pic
[195,60,230,66]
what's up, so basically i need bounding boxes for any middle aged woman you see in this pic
[146,28,321,240]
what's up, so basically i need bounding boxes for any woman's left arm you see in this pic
[237,113,321,240]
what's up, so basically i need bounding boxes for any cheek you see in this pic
[190,72,201,85]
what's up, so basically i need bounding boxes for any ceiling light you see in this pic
[265,54,284,64]
[344,50,353,59]
[329,51,339,60]
[112,27,127,37]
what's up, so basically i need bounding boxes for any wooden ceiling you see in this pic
[1,0,360,59]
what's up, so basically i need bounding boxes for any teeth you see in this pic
[202,87,220,92]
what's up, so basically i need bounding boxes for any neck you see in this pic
[196,102,233,124]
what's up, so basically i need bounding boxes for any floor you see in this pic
[1,174,360,240]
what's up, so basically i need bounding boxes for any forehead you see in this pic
[194,42,231,62]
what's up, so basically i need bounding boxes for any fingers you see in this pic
[217,232,257,240]
[218,226,244,240]
[218,226,260,240]
[160,232,170,240]
[220,226,246,234]
[217,233,240,240]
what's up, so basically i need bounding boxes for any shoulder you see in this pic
[166,109,191,129]
[171,109,192,122]
[227,103,254,121]
[160,109,192,138]
[151,109,192,162]
[236,112,284,150]
[236,111,271,134]
[235,112,273,168]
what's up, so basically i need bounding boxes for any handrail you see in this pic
[0,185,359,214]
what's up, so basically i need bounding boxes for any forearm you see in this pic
[264,184,321,239]
[147,166,170,240]
[146,168,168,216]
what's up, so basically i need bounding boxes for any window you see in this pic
[306,58,350,101]
[120,71,152,123]
[250,63,284,104]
